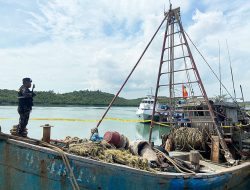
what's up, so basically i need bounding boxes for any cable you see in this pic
[184,31,237,104]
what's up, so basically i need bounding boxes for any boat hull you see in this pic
[136,109,159,122]
[0,137,250,190]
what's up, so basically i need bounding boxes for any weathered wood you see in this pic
[190,150,200,172]
[211,136,220,163]
[165,138,173,152]
[190,150,200,165]
[0,133,40,145]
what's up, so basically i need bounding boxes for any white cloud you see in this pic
[0,0,249,101]
[185,2,250,100]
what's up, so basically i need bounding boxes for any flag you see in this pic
[182,85,188,99]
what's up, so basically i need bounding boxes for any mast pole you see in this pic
[218,41,222,98]
[149,11,170,143]
[240,85,245,108]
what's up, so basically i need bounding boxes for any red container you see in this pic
[104,131,121,147]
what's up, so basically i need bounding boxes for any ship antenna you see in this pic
[169,0,172,10]
[226,40,237,101]
[218,40,222,98]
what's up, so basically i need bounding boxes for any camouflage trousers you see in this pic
[17,108,31,135]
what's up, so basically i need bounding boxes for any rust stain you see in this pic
[40,160,46,176]
[60,170,67,190]
[40,159,49,189]
[4,143,11,190]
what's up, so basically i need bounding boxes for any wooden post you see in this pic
[41,124,53,143]
[211,136,220,163]
[190,150,200,172]
[190,150,200,165]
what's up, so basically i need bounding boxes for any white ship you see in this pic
[136,95,167,122]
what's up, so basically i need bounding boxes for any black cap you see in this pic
[22,78,32,83]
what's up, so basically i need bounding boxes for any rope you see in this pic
[154,148,195,174]
[2,116,249,127]
[183,30,247,123]
[169,127,204,151]
[0,133,80,190]
[40,142,80,190]
[93,12,170,140]
[0,117,151,123]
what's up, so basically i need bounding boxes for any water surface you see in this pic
[0,106,170,145]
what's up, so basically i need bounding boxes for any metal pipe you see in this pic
[91,12,169,139]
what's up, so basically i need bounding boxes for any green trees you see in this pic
[0,89,141,106]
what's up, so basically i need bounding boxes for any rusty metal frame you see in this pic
[147,7,235,164]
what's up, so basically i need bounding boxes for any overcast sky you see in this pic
[0,0,249,100]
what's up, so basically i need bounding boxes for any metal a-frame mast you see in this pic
[148,7,235,164]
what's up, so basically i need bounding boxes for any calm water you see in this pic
[0,106,170,145]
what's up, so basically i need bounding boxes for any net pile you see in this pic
[169,127,206,151]
[64,137,151,171]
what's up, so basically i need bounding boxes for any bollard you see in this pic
[40,124,53,143]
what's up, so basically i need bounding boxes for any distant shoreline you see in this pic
[0,103,137,107]
[1,89,249,108]
[0,89,142,107]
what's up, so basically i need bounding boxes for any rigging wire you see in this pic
[184,30,238,104]
[175,22,204,124]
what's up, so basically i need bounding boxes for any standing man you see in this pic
[16,78,36,137]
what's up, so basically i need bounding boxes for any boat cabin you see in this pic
[178,98,241,128]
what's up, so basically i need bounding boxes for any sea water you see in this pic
[0,106,170,145]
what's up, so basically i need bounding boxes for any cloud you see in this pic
[185,2,250,99]
[0,0,249,101]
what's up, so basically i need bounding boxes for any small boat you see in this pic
[135,95,168,122]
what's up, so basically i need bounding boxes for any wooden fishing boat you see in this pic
[0,134,250,190]
[1,5,250,190]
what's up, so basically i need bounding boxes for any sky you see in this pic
[0,0,249,100]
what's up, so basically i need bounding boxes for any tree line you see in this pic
[2,89,247,107]
[0,89,142,106]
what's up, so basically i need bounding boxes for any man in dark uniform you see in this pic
[16,78,36,137]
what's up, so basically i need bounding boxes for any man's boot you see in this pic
[14,125,28,137]
[21,128,28,137]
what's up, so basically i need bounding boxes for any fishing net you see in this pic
[63,137,151,171]
[168,127,206,151]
